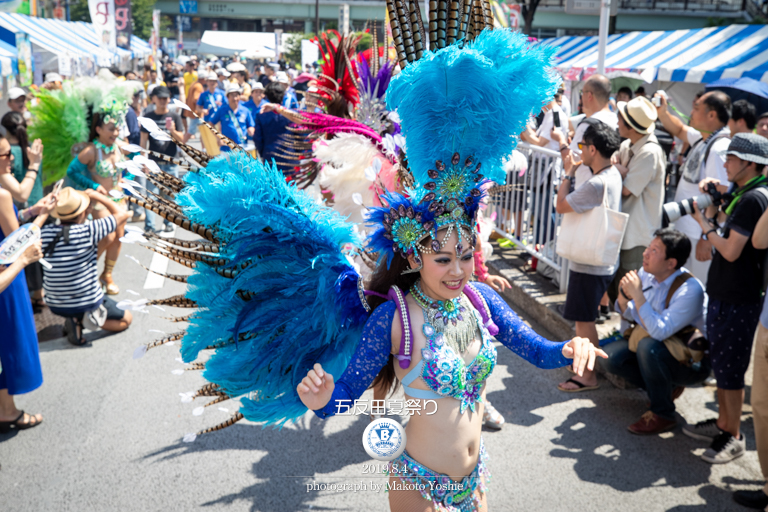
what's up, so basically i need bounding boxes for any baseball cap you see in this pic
[224,82,242,96]
[44,72,63,83]
[216,68,231,78]
[8,87,26,100]
[276,72,290,84]
[251,81,264,91]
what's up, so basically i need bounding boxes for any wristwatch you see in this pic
[701,229,717,241]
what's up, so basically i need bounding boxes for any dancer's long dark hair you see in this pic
[88,112,107,143]
[367,253,420,397]
[1,112,29,168]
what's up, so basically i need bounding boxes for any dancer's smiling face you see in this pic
[95,121,119,146]
[408,228,475,302]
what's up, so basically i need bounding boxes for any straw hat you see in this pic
[618,96,657,134]
[52,187,90,220]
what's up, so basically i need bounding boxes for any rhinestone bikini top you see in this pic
[400,299,497,414]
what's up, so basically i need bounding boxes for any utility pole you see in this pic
[315,0,320,34]
[596,0,611,75]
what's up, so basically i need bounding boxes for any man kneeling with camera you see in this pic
[602,228,708,435]
[682,132,768,464]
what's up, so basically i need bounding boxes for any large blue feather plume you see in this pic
[175,152,368,426]
[386,29,560,186]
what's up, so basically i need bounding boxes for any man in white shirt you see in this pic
[552,74,618,188]
[608,96,667,304]
[655,91,731,285]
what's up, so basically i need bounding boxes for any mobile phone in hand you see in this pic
[52,179,64,196]
[553,114,561,128]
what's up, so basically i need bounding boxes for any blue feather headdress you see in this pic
[367,28,560,269]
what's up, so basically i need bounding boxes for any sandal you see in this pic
[0,410,43,433]
[30,297,47,310]
[557,377,600,393]
[64,317,87,346]
[483,401,505,430]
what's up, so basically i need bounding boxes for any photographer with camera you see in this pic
[655,91,731,285]
[681,133,768,464]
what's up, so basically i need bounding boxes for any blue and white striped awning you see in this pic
[131,35,151,59]
[545,25,768,84]
[0,12,97,62]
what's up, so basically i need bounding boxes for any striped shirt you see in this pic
[41,217,116,312]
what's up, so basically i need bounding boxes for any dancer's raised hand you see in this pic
[297,363,335,411]
[562,337,607,376]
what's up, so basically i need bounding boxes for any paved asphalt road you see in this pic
[1,218,764,512]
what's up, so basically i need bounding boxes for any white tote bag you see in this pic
[556,177,629,267]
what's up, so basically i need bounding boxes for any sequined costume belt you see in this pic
[385,438,490,512]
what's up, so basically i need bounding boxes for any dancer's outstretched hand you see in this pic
[562,337,607,376]
[297,363,335,411]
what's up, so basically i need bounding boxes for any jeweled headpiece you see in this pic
[98,98,128,128]
[366,11,561,271]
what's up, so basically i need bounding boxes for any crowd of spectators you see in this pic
[516,73,768,509]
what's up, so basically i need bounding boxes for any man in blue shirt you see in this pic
[276,72,299,110]
[242,82,268,121]
[208,82,255,151]
[196,72,226,123]
[602,228,709,435]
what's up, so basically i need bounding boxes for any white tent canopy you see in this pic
[197,31,286,58]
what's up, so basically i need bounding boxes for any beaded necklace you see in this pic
[410,280,478,354]
[93,139,117,154]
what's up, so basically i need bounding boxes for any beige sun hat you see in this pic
[618,96,657,134]
[51,187,90,220]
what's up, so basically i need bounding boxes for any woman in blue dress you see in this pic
[0,134,55,432]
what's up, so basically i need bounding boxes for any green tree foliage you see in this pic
[284,33,316,63]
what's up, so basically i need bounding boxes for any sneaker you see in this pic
[158,225,176,237]
[130,212,146,222]
[701,431,745,464]
[682,418,722,441]
[733,489,768,509]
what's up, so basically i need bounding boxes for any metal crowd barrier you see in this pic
[486,142,569,293]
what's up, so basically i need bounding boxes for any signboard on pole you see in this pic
[88,0,117,51]
[339,4,349,35]
[115,0,132,50]
[274,29,282,60]
[301,38,319,72]
[15,32,33,87]
[151,8,160,69]
[179,0,197,14]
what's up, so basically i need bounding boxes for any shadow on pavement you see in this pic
[142,413,374,511]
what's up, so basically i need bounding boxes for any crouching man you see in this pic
[601,228,709,435]
[41,187,132,345]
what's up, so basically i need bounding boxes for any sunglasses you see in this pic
[577,142,593,151]
[0,150,11,159]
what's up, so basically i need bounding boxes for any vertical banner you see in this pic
[151,8,160,69]
[88,0,116,51]
[15,32,32,87]
[115,0,132,50]
[274,29,282,61]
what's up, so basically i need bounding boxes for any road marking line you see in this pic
[143,226,177,289]
[144,251,168,289]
